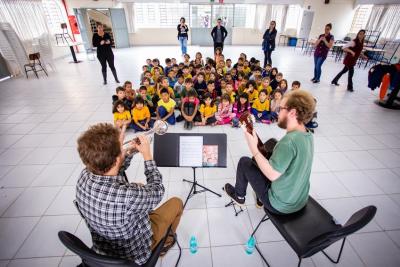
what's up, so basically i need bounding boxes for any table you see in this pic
[55,41,84,63]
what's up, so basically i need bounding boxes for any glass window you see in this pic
[190,5,212,28]
[234,4,256,28]
[212,4,234,28]
[42,0,68,34]
[285,5,302,32]
[271,5,286,32]
[134,3,189,28]
[349,5,373,33]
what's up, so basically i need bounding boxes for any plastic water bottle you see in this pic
[245,236,256,255]
[189,236,198,254]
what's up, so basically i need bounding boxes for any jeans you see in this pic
[131,119,154,132]
[183,102,196,122]
[214,42,224,52]
[313,56,326,81]
[251,108,270,121]
[235,156,284,215]
[157,106,176,125]
[263,50,273,67]
[179,37,187,55]
[332,65,355,90]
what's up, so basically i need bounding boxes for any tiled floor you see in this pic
[1,45,400,267]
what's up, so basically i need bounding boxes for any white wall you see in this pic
[303,0,356,40]
[232,28,264,45]
[130,28,189,45]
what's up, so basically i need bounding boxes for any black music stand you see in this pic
[154,133,226,208]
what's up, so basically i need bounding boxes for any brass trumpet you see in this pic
[123,120,169,148]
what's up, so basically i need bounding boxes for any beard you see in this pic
[277,115,288,129]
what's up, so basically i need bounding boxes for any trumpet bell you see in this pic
[153,120,168,135]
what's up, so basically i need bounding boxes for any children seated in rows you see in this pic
[195,93,217,126]
[113,100,131,130]
[157,88,176,125]
[251,89,270,124]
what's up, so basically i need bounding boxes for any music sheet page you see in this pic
[179,136,203,167]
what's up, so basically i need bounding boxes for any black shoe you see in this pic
[184,121,188,129]
[331,81,339,86]
[224,183,245,206]
[256,198,263,209]
[312,80,320,84]
[310,78,315,82]
[103,81,107,85]
[347,88,354,92]
[188,121,194,130]
[115,79,120,83]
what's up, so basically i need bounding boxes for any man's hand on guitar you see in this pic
[242,125,259,156]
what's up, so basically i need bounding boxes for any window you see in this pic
[234,4,256,28]
[134,3,189,28]
[42,0,68,34]
[349,5,373,33]
[285,5,302,32]
[271,5,286,32]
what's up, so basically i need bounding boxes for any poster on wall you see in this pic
[68,15,80,34]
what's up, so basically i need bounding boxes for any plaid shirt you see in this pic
[76,156,165,265]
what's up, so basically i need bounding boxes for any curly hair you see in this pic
[284,90,316,124]
[77,123,121,175]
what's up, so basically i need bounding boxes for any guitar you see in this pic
[239,111,277,161]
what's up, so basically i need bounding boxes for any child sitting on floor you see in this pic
[123,81,136,103]
[291,80,301,91]
[215,94,235,125]
[193,72,207,96]
[232,92,250,127]
[270,90,282,122]
[225,83,236,104]
[278,79,288,94]
[138,86,155,115]
[113,100,131,130]
[251,89,270,124]
[244,80,259,104]
[205,80,218,101]
[112,86,132,110]
[157,88,176,125]
[181,89,199,130]
[195,93,217,126]
[131,97,153,132]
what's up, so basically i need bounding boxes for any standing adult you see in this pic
[92,24,119,85]
[311,23,334,84]
[262,21,277,67]
[177,17,189,56]
[331,29,367,92]
[211,18,228,52]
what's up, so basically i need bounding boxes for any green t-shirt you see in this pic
[268,130,314,214]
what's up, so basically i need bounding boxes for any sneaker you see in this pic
[347,88,354,92]
[312,80,320,84]
[256,198,264,209]
[224,183,245,206]
[331,81,339,86]
[261,119,271,124]
[310,78,315,82]
[184,121,188,129]
[188,121,193,130]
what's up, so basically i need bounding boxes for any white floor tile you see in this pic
[207,207,253,246]
[7,257,61,267]
[16,215,81,258]
[0,165,45,188]
[343,151,385,170]
[161,248,212,267]
[40,133,73,147]
[364,169,400,194]
[318,152,357,172]
[0,135,24,149]
[51,147,81,164]
[3,187,60,217]
[7,123,37,135]
[212,245,266,267]
[349,135,386,150]
[168,180,206,210]
[176,209,210,249]
[386,230,400,249]
[334,170,384,196]
[311,240,364,267]
[310,172,351,199]
[356,195,400,231]
[0,148,34,166]
[0,188,24,216]
[0,217,40,259]
[349,232,400,267]
[327,136,363,151]
[11,134,48,148]
[59,256,81,267]
[247,206,284,242]
[369,149,400,168]
[19,147,61,165]
[30,164,76,187]
[46,186,77,215]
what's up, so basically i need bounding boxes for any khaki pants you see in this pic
[150,197,183,250]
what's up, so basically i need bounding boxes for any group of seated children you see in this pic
[112,52,305,132]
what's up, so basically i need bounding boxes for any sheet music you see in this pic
[179,136,203,167]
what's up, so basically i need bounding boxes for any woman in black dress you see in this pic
[92,24,119,85]
[262,21,277,67]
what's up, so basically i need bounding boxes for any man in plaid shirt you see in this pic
[76,123,183,265]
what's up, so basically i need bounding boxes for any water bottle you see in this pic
[245,236,256,255]
[189,236,198,254]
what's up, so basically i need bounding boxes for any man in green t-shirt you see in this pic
[224,90,316,214]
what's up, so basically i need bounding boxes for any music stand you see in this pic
[154,133,226,208]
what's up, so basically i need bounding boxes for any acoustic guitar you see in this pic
[238,111,277,161]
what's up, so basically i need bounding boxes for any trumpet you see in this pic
[123,120,169,148]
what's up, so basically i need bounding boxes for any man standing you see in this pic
[211,18,228,52]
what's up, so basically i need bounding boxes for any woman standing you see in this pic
[177,17,189,56]
[262,21,277,67]
[331,30,367,92]
[92,24,119,85]
[311,23,334,83]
